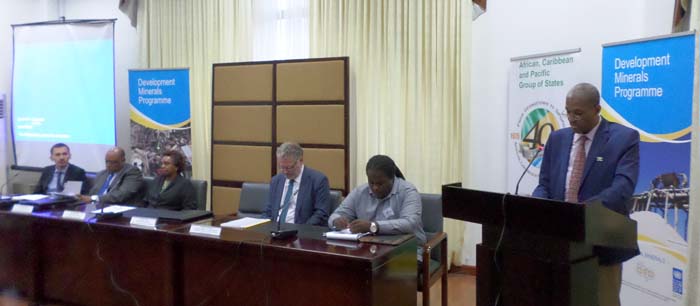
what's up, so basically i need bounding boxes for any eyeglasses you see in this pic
[565,111,584,120]
[279,160,299,172]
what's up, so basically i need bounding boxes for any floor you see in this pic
[418,272,477,306]
[0,272,477,306]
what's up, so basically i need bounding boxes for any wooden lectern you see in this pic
[442,183,637,306]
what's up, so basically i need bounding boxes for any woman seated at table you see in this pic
[143,150,197,210]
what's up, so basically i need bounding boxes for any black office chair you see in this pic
[328,190,343,214]
[238,182,270,217]
[419,193,448,306]
[190,179,208,211]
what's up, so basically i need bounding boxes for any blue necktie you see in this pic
[56,172,64,192]
[99,173,114,195]
[278,180,295,223]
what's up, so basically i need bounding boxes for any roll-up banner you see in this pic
[506,49,582,193]
[128,68,192,177]
[601,32,695,306]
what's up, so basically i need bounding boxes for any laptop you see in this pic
[123,208,212,222]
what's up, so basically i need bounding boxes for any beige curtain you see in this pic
[136,0,254,208]
[686,1,699,304]
[310,0,469,266]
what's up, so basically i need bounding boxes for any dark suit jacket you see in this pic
[89,164,144,205]
[34,164,90,194]
[143,175,197,211]
[533,118,640,265]
[262,166,330,226]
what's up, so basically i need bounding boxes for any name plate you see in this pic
[62,211,87,221]
[11,204,34,214]
[130,216,158,228]
[189,224,222,237]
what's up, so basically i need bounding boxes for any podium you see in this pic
[442,183,637,306]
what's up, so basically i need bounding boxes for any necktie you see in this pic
[99,173,114,195]
[56,172,64,192]
[278,180,295,223]
[566,136,588,203]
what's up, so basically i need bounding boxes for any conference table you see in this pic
[0,201,417,306]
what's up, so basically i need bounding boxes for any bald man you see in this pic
[80,147,144,204]
[533,83,640,306]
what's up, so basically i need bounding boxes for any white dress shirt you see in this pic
[278,165,304,223]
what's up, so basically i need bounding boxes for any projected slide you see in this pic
[12,21,116,172]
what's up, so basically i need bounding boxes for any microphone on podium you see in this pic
[270,201,298,240]
[0,171,21,196]
[514,145,544,195]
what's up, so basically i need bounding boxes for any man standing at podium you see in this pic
[533,83,640,306]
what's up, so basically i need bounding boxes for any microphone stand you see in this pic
[270,200,298,239]
[0,172,21,202]
[515,145,543,195]
[93,196,122,221]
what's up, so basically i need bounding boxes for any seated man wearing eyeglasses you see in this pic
[261,142,331,226]
[79,147,144,205]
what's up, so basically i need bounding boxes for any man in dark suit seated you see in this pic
[533,83,640,306]
[142,150,197,210]
[79,147,144,204]
[34,143,90,194]
[262,142,330,226]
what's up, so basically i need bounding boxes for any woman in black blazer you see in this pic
[143,150,197,210]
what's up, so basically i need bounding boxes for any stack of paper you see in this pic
[220,217,270,229]
[324,228,371,241]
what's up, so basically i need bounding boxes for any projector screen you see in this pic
[11,20,116,172]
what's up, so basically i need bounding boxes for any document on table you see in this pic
[90,205,136,214]
[220,217,270,229]
[324,228,371,241]
[12,194,48,201]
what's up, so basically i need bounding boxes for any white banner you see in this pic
[506,50,582,194]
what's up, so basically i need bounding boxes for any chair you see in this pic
[328,190,343,214]
[190,179,208,211]
[238,182,270,217]
[419,193,448,306]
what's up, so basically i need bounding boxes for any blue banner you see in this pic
[128,68,192,177]
[603,33,694,306]
[129,68,190,128]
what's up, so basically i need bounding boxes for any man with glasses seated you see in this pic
[79,147,144,205]
[35,143,91,195]
[261,142,331,226]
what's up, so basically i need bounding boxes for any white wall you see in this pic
[469,0,673,192]
[465,0,674,264]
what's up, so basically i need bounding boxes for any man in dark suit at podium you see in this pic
[262,142,330,226]
[533,83,640,306]
[34,143,90,194]
[79,147,144,205]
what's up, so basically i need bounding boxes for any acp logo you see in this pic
[510,101,566,174]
